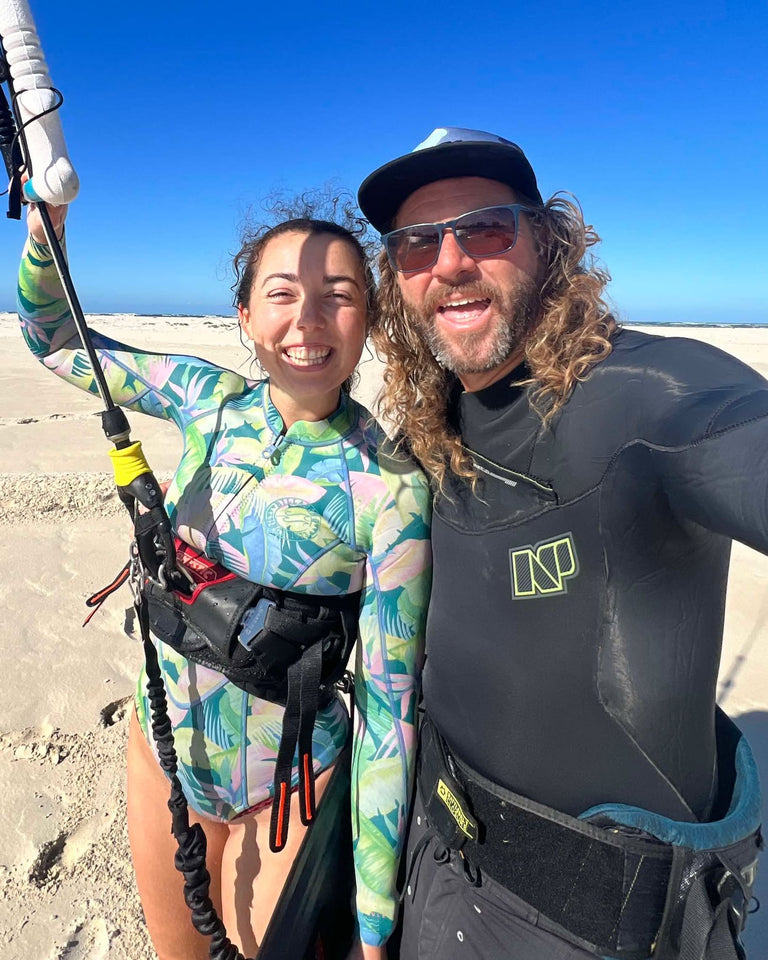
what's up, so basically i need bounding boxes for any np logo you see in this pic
[509,533,578,599]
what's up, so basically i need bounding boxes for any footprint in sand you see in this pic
[53,918,110,959]
[60,807,119,872]
[29,832,67,887]
[99,696,132,727]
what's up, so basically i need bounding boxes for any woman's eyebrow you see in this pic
[324,274,360,287]
[260,272,359,288]
[261,272,299,286]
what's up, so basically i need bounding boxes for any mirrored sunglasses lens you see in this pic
[388,227,441,271]
[456,208,518,257]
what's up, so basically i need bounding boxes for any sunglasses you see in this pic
[382,204,534,273]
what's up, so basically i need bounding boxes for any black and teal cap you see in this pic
[358,127,543,233]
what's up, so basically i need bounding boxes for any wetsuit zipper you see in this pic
[263,425,288,465]
[464,445,556,497]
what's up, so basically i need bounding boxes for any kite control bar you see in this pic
[0,0,176,548]
[0,0,77,206]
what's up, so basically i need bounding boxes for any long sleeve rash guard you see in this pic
[18,237,432,946]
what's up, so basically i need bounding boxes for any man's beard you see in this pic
[405,278,541,376]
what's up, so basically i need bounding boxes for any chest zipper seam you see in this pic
[463,445,555,494]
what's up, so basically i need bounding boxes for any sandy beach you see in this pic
[1,313,766,959]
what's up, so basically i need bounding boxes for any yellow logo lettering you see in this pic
[509,534,578,598]
[437,779,475,838]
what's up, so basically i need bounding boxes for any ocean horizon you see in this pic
[78,314,768,329]
[1,310,766,329]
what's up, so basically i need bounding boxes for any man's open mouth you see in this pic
[437,298,492,322]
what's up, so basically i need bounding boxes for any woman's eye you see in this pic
[267,290,292,300]
[330,290,352,301]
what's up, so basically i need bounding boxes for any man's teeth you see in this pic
[439,298,491,319]
[284,347,331,365]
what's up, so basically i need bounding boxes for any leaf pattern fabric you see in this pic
[18,237,432,946]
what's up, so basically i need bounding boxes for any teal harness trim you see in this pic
[580,710,761,851]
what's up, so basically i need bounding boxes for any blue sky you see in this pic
[1,0,766,322]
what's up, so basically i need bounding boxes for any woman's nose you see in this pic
[296,296,324,329]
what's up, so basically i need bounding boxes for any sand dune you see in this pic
[1,312,766,958]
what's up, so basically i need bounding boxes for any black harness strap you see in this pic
[270,641,323,851]
[417,717,669,958]
[417,714,760,960]
[666,846,752,960]
[297,640,322,827]
[271,657,302,852]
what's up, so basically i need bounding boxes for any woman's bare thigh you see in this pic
[126,707,229,960]
[220,765,335,957]
[128,707,338,958]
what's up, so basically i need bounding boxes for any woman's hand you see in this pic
[27,199,67,244]
[23,174,68,243]
[345,942,386,960]
[362,946,386,960]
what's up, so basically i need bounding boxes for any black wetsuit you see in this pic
[398,328,768,959]
[426,328,768,823]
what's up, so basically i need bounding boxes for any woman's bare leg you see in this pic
[128,706,338,958]
[220,766,335,957]
[126,708,229,960]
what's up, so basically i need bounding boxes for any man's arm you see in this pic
[658,384,768,553]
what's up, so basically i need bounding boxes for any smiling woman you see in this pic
[236,224,371,426]
[16,195,432,960]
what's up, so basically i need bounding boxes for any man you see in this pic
[357,128,763,960]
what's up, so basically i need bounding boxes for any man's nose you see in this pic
[433,229,477,281]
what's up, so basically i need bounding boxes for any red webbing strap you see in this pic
[82,562,130,625]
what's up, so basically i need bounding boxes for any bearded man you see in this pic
[358,128,764,960]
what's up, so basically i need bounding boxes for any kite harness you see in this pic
[0,4,356,957]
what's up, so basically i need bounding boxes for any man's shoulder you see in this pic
[570,326,768,441]
[592,326,766,391]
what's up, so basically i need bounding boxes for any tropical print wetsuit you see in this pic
[18,236,432,947]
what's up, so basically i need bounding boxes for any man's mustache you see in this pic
[422,282,499,315]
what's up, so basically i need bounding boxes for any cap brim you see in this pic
[358,141,542,233]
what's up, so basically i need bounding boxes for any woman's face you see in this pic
[238,230,368,425]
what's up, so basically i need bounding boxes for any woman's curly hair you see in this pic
[232,190,379,393]
[372,193,618,490]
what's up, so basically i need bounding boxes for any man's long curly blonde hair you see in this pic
[372,193,618,490]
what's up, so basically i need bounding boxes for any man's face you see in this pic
[393,177,541,391]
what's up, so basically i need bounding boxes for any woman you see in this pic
[18,199,431,960]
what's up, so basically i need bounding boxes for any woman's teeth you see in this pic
[284,347,331,366]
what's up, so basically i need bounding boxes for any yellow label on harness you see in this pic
[437,778,475,838]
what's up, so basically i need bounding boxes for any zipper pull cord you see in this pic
[262,424,288,465]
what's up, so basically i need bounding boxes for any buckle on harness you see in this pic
[717,858,759,931]
[238,597,277,649]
